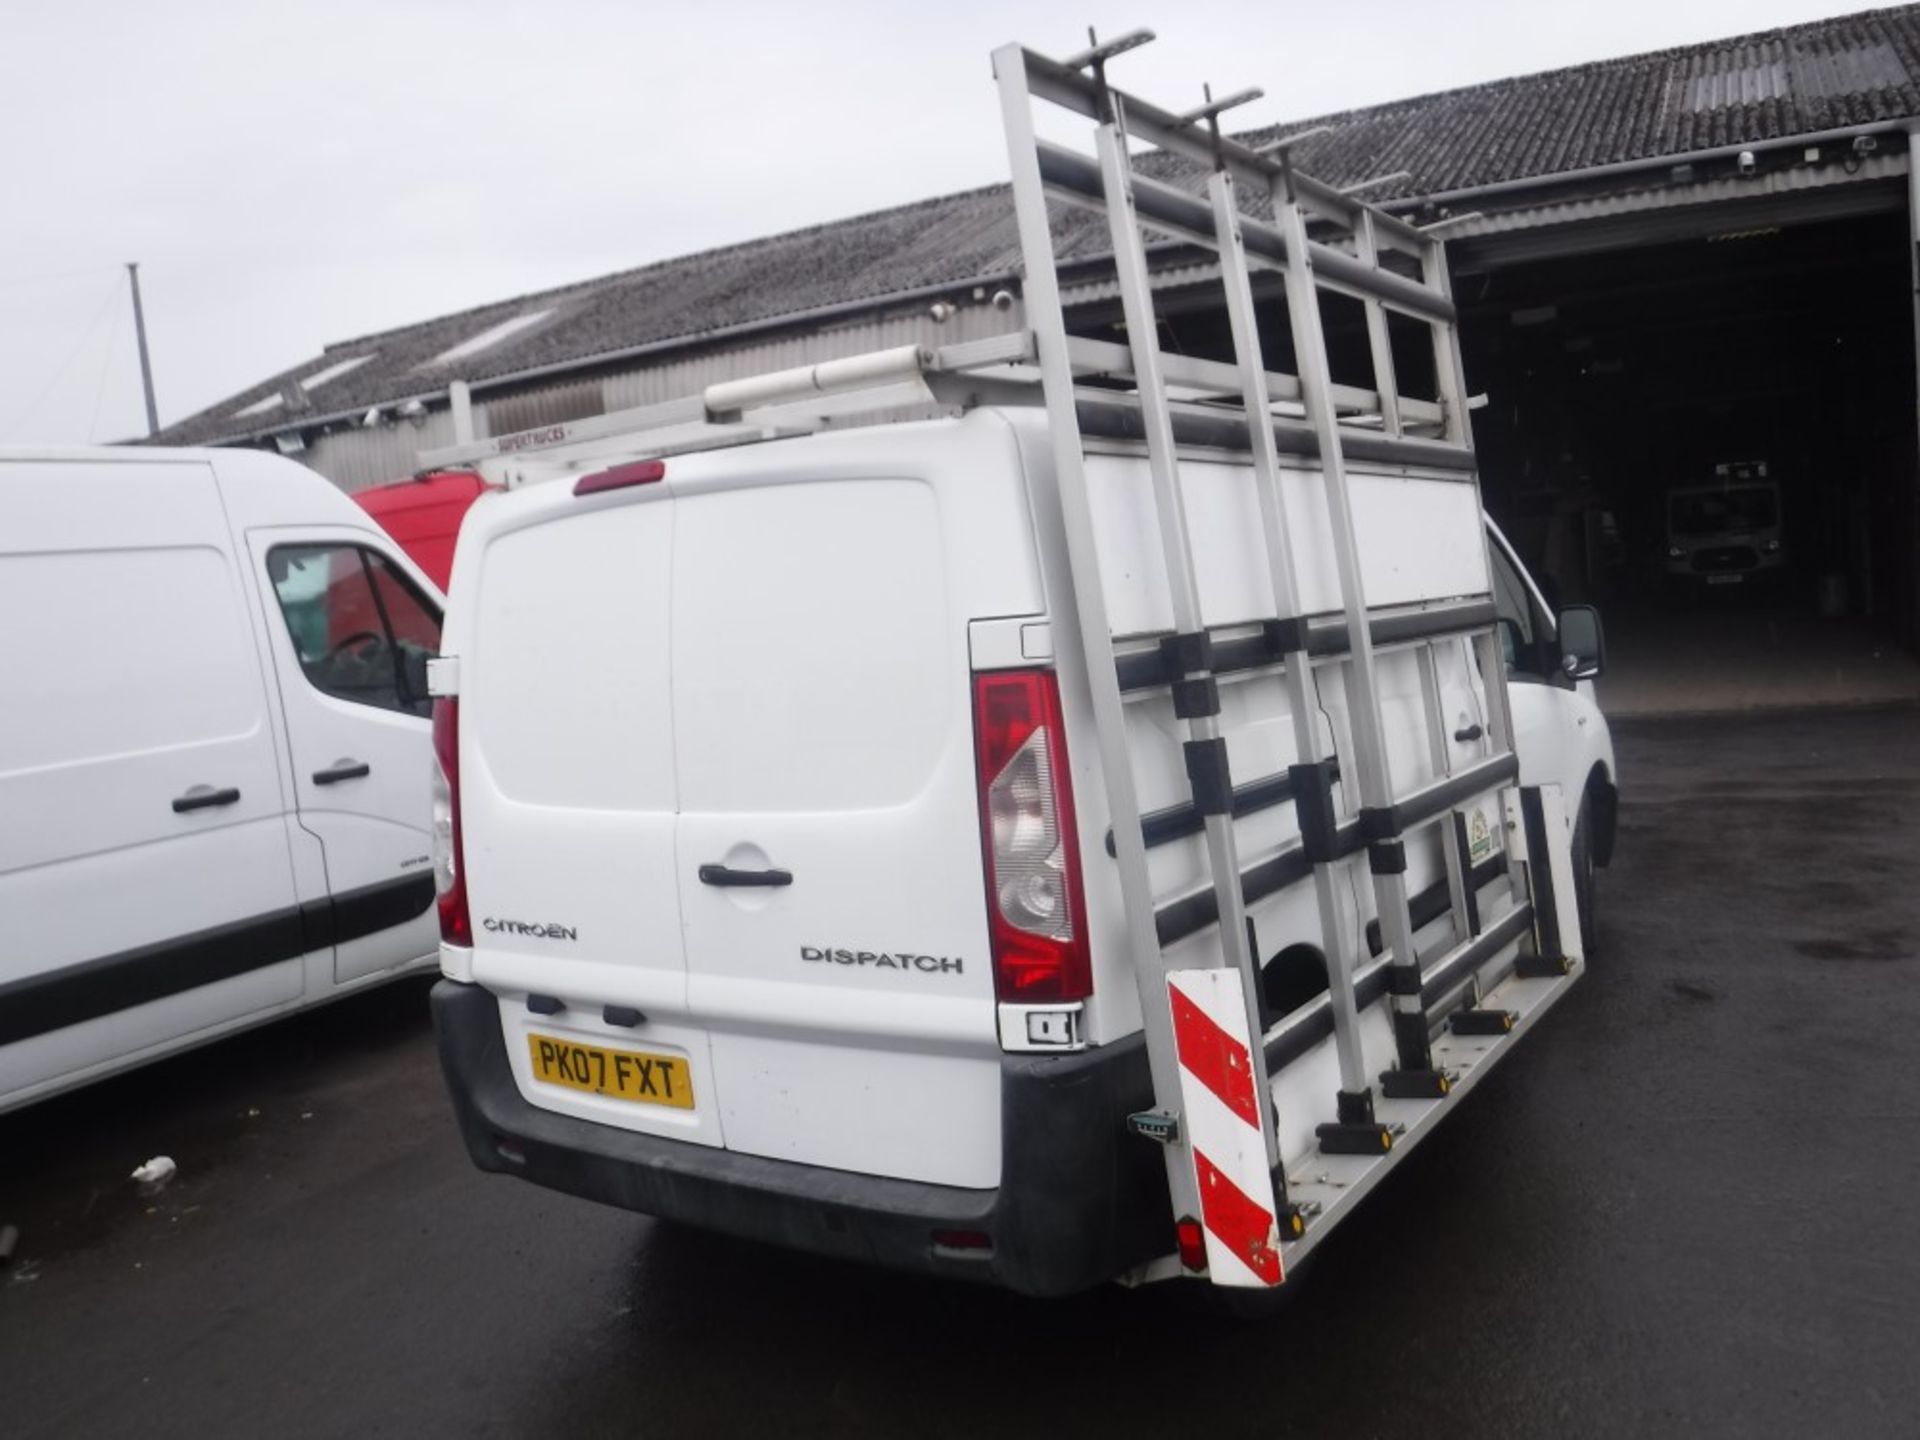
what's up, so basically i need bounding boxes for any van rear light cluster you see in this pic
[972,670,1090,1003]
[431,698,472,947]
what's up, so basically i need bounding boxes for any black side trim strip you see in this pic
[1266,963,1392,1073]
[1366,853,1508,957]
[1419,903,1536,1006]
[314,872,437,949]
[1154,844,1315,949]
[0,908,307,1048]
[0,873,434,1048]
[1363,753,1520,843]
[1266,899,1534,1075]
[1106,767,1317,856]
[1116,599,1498,693]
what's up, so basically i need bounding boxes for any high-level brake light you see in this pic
[573,459,665,496]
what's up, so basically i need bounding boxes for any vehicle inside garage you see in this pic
[1454,208,1920,712]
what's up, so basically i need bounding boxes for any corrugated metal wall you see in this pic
[290,297,1022,492]
[298,408,472,494]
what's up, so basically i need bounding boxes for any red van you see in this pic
[352,470,493,590]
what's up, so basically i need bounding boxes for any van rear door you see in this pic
[459,485,719,1147]
[669,472,1003,1189]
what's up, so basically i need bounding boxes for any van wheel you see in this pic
[1572,793,1597,960]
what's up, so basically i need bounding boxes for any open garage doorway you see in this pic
[1456,212,1920,715]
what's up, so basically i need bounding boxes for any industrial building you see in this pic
[153,5,1920,705]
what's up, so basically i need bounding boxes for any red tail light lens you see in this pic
[431,698,472,947]
[1176,1216,1208,1273]
[972,670,1091,1003]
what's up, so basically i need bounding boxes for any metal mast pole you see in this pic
[126,263,159,437]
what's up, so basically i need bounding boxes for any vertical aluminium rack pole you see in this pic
[1200,138,1380,1146]
[1268,160,1452,1100]
[992,36,1206,1235]
[998,36,1308,1284]
[1090,89,1281,1183]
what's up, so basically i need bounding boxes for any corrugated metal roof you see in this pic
[155,3,1920,448]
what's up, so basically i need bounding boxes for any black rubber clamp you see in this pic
[1184,738,1234,817]
[1172,676,1221,720]
[1359,804,1399,843]
[1336,1088,1376,1125]
[1450,1008,1517,1037]
[1316,1121,1395,1157]
[1379,1067,1452,1100]
[1515,953,1573,979]
[1289,758,1341,863]
[1368,839,1407,876]
[1261,615,1311,657]
[1386,964,1424,998]
[1159,629,1213,676]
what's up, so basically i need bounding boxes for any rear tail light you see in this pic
[431,698,472,947]
[972,670,1090,1003]
[1175,1216,1208,1273]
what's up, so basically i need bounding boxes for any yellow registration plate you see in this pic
[527,1034,695,1110]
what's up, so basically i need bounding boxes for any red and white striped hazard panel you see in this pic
[1168,968,1283,1286]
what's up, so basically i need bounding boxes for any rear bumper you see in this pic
[431,980,1172,1297]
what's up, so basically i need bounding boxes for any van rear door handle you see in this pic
[312,759,372,785]
[1453,724,1485,742]
[699,864,793,888]
[173,785,241,813]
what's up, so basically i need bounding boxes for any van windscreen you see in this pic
[1669,487,1776,535]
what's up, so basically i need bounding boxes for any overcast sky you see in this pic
[0,0,1886,444]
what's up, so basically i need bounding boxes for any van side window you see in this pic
[267,545,442,717]
[1487,541,1548,679]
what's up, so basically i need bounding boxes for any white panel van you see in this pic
[427,408,1618,1295]
[0,447,445,1113]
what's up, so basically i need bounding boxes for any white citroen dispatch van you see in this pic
[0,447,445,1112]
[429,405,1618,1297]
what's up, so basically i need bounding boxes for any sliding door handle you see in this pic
[699,864,793,888]
[173,785,241,813]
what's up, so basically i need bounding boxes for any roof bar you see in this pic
[1256,125,1333,154]
[1180,85,1265,125]
[1060,26,1155,71]
[1016,46,1431,251]
[1074,389,1477,472]
[1036,140,1458,324]
[1065,335,1446,429]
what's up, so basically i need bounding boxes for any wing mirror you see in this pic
[1556,604,1606,681]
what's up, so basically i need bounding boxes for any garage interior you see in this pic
[1071,184,1920,716]
[1455,206,1920,713]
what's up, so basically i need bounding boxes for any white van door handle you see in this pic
[173,785,241,813]
[699,864,793,888]
[312,759,372,786]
